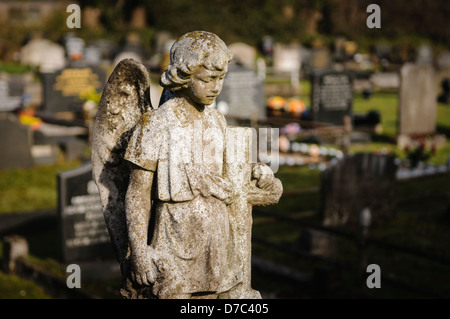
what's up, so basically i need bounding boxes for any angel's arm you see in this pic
[125,164,155,286]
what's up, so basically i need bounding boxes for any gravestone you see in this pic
[84,46,101,65]
[310,70,353,125]
[272,43,301,74]
[228,42,256,69]
[65,36,85,61]
[0,80,22,111]
[0,114,33,170]
[415,45,433,65]
[398,63,436,135]
[58,163,114,262]
[310,47,331,70]
[42,66,107,114]
[320,153,397,227]
[40,44,66,73]
[20,38,65,72]
[437,51,450,70]
[215,63,265,122]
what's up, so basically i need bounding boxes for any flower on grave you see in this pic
[309,144,320,158]
[279,135,291,153]
[403,138,436,169]
[267,96,286,110]
[281,122,301,137]
[284,98,306,114]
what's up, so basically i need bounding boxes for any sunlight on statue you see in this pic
[92,31,283,299]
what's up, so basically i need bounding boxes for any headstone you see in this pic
[215,63,266,122]
[437,51,450,70]
[42,66,107,113]
[273,43,301,74]
[20,39,65,71]
[261,35,274,58]
[320,153,397,227]
[84,46,101,65]
[228,42,256,69]
[310,47,331,70]
[39,44,66,73]
[90,39,116,63]
[2,235,29,273]
[65,36,85,61]
[370,72,399,90]
[58,162,114,262]
[416,44,433,65]
[0,114,33,170]
[0,80,22,112]
[398,63,436,135]
[310,70,353,125]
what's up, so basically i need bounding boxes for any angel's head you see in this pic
[160,31,233,106]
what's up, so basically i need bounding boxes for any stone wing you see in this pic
[91,58,152,296]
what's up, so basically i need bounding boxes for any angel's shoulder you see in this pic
[139,105,169,127]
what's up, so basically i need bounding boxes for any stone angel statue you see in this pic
[92,31,283,299]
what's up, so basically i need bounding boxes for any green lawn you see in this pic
[0,160,81,214]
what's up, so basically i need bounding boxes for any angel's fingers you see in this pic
[136,273,144,286]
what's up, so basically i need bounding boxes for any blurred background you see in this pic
[0,0,450,299]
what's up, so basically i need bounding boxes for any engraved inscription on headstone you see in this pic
[42,67,107,113]
[215,63,265,121]
[58,163,114,262]
[310,71,353,125]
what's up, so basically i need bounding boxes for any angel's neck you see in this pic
[175,93,206,113]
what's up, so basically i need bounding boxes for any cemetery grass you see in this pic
[0,159,81,214]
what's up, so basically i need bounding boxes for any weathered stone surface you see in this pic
[398,63,437,135]
[92,31,282,299]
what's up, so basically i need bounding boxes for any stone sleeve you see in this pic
[124,111,162,172]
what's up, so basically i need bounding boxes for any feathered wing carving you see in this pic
[91,58,153,298]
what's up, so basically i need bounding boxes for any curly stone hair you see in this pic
[160,31,233,91]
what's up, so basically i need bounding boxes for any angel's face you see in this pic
[187,65,228,107]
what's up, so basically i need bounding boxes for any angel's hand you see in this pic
[252,164,276,190]
[205,175,234,204]
[130,249,156,286]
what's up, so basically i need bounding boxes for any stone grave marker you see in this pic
[320,153,397,227]
[0,79,22,112]
[416,44,433,65]
[398,63,436,135]
[0,114,33,170]
[215,62,266,122]
[42,66,107,114]
[273,43,301,74]
[58,162,114,262]
[437,51,450,70]
[20,38,65,72]
[310,47,331,70]
[228,42,257,69]
[310,70,354,125]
